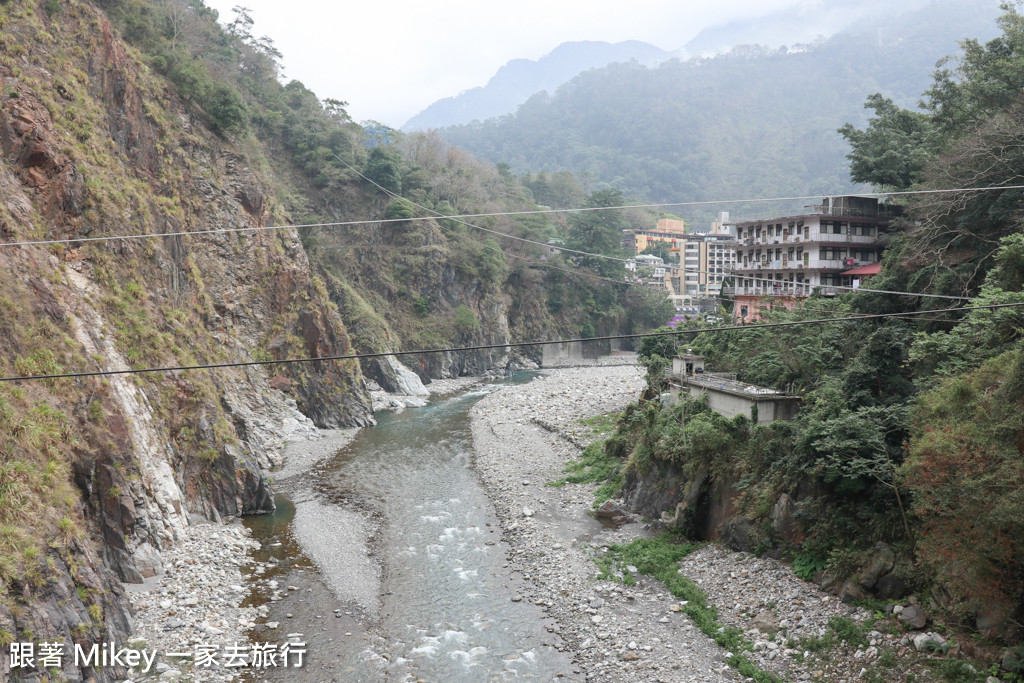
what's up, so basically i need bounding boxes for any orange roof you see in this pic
[843,263,882,276]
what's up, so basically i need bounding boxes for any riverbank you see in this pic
[469,361,921,683]
[470,360,741,682]
[123,521,262,681]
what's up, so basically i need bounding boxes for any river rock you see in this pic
[595,500,632,526]
[898,605,928,629]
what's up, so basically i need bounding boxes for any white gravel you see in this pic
[471,361,739,682]
[271,428,360,481]
[124,521,263,681]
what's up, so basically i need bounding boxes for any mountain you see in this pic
[402,40,673,131]
[436,0,1002,221]
[682,0,933,56]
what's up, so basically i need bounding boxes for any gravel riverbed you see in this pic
[124,359,944,682]
[470,359,908,683]
[471,360,740,682]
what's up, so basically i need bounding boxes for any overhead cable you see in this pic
[3,184,1024,250]
[3,301,1021,384]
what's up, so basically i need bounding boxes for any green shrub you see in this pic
[453,305,479,336]
[413,297,431,316]
[793,552,828,581]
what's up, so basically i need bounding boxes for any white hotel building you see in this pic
[729,196,894,320]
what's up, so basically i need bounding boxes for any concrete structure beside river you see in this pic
[666,354,801,424]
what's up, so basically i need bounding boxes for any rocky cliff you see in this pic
[0,2,372,680]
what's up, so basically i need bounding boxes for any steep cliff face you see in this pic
[311,212,534,383]
[0,2,371,679]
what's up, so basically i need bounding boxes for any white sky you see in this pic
[201,0,924,127]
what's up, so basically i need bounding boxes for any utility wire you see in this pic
[328,153,637,263]
[323,152,647,288]
[4,301,1021,384]
[0,161,1009,301]
[4,184,1024,250]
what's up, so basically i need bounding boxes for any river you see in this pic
[245,376,578,681]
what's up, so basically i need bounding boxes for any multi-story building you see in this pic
[678,218,736,303]
[623,215,736,309]
[623,218,688,254]
[728,196,894,321]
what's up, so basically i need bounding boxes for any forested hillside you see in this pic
[439,0,1000,221]
[591,5,1024,665]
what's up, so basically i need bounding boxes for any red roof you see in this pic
[842,263,882,276]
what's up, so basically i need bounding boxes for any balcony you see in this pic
[737,258,852,272]
[807,232,878,245]
[722,285,842,298]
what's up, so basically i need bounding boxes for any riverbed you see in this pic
[127,362,913,682]
[244,373,580,681]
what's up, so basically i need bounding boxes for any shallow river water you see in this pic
[247,378,575,681]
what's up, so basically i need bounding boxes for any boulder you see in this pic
[912,632,947,652]
[840,580,872,604]
[750,609,778,636]
[596,500,633,526]
[874,572,907,600]
[770,493,798,541]
[858,543,895,590]
[1001,648,1022,674]
[898,604,928,630]
[719,517,756,552]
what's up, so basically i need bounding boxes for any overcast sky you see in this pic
[201,0,932,128]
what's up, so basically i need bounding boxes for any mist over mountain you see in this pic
[435,0,1001,219]
[682,0,934,56]
[402,40,673,130]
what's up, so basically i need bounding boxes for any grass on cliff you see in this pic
[594,533,782,683]
[0,386,82,594]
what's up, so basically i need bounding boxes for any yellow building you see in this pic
[623,218,688,255]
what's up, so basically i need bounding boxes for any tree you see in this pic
[924,2,1024,137]
[640,240,674,262]
[637,326,683,361]
[567,188,629,277]
[363,147,403,195]
[205,82,248,136]
[838,94,933,190]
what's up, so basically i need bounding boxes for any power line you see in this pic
[324,151,647,289]
[329,155,987,302]
[0,168,1010,300]
[329,152,637,263]
[4,184,1024,250]
[4,301,1021,384]
[692,269,974,301]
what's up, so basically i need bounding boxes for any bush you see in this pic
[453,304,479,336]
[205,83,248,136]
[385,198,416,220]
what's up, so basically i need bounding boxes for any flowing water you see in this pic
[247,378,575,681]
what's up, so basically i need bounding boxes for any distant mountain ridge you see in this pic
[402,40,673,130]
[434,0,1002,219]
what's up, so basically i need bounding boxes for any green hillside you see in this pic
[439,0,1001,222]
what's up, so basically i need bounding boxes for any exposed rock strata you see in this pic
[0,4,371,681]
